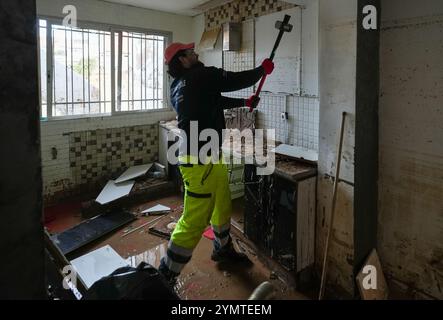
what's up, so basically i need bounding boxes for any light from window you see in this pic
[38,19,167,119]
[119,32,164,112]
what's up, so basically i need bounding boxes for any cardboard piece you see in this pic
[95,180,135,204]
[356,248,389,300]
[115,164,153,184]
[71,245,129,289]
[141,204,171,215]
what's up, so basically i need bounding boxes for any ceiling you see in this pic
[101,0,236,16]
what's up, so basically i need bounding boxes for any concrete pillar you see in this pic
[0,0,45,299]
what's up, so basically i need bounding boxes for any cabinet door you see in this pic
[268,175,297,271]
[243,164,267,249]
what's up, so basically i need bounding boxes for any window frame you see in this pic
[38,16,172,121]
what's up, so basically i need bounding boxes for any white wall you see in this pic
[301,0,319,96]
[37,0,193,42]
[379,0,443,299]
[36,0,187,202]
[316,0,357,297]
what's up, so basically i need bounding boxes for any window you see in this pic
[38,18,169,119]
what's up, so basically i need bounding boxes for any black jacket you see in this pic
[170,63,265,156]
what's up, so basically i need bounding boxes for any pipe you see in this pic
[248,281,275,300]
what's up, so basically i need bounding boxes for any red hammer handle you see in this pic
[248,74,267,112]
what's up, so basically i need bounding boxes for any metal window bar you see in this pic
[111,31,115,114]
[154,36,157,109]
[98,29,101,113]
[152,37,155,110]
[131,33,134,111]
[88,30,91,113]
[144,34,147,110]
[70,28,74,114]
[127,33,130,111]
[64,27,68,115]
[46,20,53,118]
[117,31,123,112]
[82,31,85,114]
[140,33,143,111]
[103,32,106,113]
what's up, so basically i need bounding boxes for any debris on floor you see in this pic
[141,204,171,215]
[50,209,136,256]
[202,227,215,240]
[115,163,153,184]
[70,245,128,289]
[126,242,168,268]
[121,215,168,238]
[95,180,135,205]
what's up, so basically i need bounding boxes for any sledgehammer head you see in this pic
[275,14,293,32]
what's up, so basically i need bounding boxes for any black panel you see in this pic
[244,164,267,249]
[269,175,297,270]
[51,210,136,256]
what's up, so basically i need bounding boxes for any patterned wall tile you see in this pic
[205,0,295,29]
[68,124,158,185]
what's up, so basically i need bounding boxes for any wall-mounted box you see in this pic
[223,22,241,51]
[198,27,221,51]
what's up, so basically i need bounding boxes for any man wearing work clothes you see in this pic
[159,42,274,286]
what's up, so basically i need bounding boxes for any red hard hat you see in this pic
[164,42,195,64]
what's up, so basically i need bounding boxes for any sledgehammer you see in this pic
[249,14,293,112]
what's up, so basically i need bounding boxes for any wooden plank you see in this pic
[306,177,316,267]
[297,178,316,271]
[296,181,304,272]
[356,249,389,300]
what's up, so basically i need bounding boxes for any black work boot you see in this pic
[211,239,252,265]
[158,257,179,288]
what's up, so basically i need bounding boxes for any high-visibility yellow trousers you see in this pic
[159,157,233,276]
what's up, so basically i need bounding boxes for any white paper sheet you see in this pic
[115,164,153,184]
[95,180,134,204]
[71,245,129,289]
[141,204,171,215]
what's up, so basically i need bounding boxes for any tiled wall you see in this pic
[41,110,176,204]
[213,2,320,151]
[68,124,158,185]
[256,94,320,150]
[205,0,295,29]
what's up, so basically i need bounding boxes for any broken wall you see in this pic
[379,0,443,299]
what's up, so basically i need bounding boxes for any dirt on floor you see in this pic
[45,194,309,300]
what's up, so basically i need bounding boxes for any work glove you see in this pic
[245,95,261,109]
[261,58,274,75]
